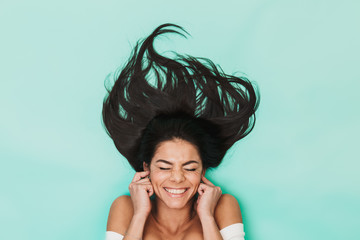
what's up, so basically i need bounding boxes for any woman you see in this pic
[102,24,259,240]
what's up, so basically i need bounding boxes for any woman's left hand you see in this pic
[195,175,222,219]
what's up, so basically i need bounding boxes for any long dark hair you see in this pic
[102,23,260,171]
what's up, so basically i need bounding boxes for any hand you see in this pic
[195,175,222,219]
[128,171,154,217]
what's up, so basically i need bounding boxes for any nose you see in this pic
[169,169,185,183]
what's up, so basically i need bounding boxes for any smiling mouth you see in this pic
[164,188,188,194]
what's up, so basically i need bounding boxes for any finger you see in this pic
[133,171,150,181]
[139,183,153,196]
[132,171,150,182]
[136,178,152,184]
[198,183,206,195]
[130,182,152,192]
[201,175,215,186]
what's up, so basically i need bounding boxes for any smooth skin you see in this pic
[107,139,243,240]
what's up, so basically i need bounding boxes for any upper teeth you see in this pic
[165,188,187,194]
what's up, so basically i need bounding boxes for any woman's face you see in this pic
[144,138,204,209]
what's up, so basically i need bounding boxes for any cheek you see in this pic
[185,171,202,185]
[149,168,169,183]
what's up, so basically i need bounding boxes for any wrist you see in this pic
[198,213,215,221]
[132,212,149,220]
[124,231,142,240]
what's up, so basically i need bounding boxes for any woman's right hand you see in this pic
[128,171,153,217]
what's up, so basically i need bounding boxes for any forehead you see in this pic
[152,139,201,164]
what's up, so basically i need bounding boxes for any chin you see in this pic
[163,198,193,209]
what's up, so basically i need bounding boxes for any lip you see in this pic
[163,187,189,198]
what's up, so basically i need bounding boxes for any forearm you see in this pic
[200,215,223,240]
[123,214,148,240]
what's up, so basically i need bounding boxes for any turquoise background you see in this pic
[1,0,359,239]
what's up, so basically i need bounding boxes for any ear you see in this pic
[143,162,150,171]
[201,168,206,177]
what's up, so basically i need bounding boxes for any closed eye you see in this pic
[185,169,196,172]
[159,167,170,170]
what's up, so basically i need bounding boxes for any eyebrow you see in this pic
[155,159,200,166]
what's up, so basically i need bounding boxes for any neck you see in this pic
[151,197,197,234]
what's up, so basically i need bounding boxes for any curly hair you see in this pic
[102,23,260,171]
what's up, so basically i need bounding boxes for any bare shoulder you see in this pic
[214,194,243,230]
[106,195,134,234]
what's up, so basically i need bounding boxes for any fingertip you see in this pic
[201,175,208,182]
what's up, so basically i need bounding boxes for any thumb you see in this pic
[196,195,200,206]
[148,186,154,197]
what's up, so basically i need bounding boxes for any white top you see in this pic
[105,222,245,240]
